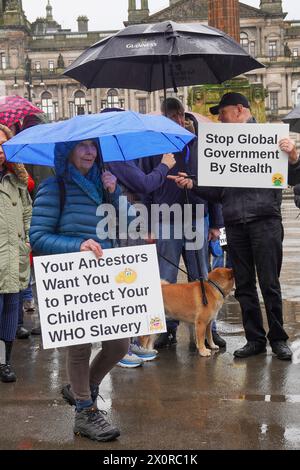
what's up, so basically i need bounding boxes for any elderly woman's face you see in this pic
[69,140,98,175]
[0,130,7,170]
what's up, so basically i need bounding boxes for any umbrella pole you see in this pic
[162,59,167,116]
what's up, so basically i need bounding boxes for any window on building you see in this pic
[138,98,147,114]
[41,91,54,121]
[74,90,86,115]
[293,48,299,58]
[250,41,256,57]
[297,85,300,105]
[87,101,92,114]
[35,61,41,71]
[0,53,7,70]
[101,100,107,110]
[269,41,278,59]
[69,101,75,118]
[119,99,125,109]
[107,89,119,108]
[48,60,55,72]
[54,102,59,121]
[270,91,279,113]
[240,33,249,53]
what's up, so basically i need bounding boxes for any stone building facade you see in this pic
[1,0,300,123]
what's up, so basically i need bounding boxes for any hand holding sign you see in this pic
[80,239,103,258]
[198,123,290,189]
[279,138,298,164]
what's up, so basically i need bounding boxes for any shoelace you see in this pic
[88,408,111,430]
[132,343,152,354]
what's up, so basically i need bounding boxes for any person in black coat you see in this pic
[169,93,300,361]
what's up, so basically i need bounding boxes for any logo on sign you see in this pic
[272,173,284,187]
[115,268,137,284]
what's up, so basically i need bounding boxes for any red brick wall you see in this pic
[208,0,240,43]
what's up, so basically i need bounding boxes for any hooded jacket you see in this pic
[30,140,123,255]
[0,124,32,293]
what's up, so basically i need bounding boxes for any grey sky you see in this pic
[22,1,300,32]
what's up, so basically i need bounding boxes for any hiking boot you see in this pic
[16,326,30,339]
[117,351,144,368]
[0,364,17,383]
[61,384,76,406]
[74,406,120,442]
[130,342,158,361]
[61,384,100,407]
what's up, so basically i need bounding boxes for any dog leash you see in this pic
[207,279,226,299]
[157,252,208,306]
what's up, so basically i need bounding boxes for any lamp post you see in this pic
[24,55,33,102]
[13,59,45,100]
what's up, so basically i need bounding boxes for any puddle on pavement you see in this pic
[225,394,300,403]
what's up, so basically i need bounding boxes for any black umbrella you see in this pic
[64,21,264,95]
[283,105,300,133]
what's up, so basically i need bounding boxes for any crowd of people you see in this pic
[0,92,300,443]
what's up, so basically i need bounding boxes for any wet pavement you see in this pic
[1,193,300,451]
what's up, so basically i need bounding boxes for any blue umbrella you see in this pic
[3,111,194,165]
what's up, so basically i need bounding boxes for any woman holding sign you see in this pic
[30,139,129,442]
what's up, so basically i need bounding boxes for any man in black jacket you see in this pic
[169,92,300,360]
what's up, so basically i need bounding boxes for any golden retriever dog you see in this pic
[140,267,234,357]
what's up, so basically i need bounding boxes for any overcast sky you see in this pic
[22,1,300,32]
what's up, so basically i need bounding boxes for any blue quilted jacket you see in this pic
[30,141,124,255]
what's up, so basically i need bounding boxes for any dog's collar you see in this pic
[207,279,226,299]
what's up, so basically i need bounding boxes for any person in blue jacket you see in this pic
[30,139,129,442]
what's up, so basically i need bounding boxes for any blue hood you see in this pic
[54,140,100,177]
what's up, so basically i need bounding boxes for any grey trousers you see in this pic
[67,338,129,401]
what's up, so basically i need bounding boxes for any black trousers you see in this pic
[226,217,288,345]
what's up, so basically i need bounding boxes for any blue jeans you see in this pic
[22,281,33,301]
[155,217,210,331]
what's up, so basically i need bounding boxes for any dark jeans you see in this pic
[226,217,288,345]
[0,293,20,342]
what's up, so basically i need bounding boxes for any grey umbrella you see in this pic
[64,21,264,95]
[283,105,300,133]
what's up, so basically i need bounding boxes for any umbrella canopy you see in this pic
[3,111,195,166]
[64,21,264,92]
[0,95,43,128]
[283,105,300,133]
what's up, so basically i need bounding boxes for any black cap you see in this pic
[210,92,250,115]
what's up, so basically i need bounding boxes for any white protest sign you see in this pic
[34,244,166,349]
[219,228,227,247]
[198,123,289,189]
